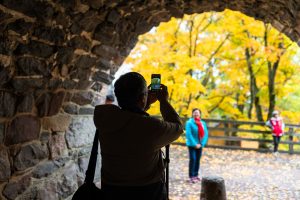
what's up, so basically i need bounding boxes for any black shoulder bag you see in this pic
[72,130,103,200]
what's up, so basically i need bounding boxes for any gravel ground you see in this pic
[168,144,300,200]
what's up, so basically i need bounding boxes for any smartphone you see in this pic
[151,74,161,91]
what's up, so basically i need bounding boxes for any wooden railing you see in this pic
[175,118,300,154]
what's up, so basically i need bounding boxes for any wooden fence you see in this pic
[175,118,300,154]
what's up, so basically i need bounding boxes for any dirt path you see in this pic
[168,145,300,200]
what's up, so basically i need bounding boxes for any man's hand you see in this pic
[145,85,158,110]
[157,84,169,102]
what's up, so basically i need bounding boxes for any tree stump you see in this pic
[200,176,226,200]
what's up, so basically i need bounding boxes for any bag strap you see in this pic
[165,144,170,200]
[84,129,99,184]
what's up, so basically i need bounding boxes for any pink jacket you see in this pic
[266,117,285,136]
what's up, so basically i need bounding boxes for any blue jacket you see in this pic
[185,118,209,147]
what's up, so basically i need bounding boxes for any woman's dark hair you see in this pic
[192,108,201,115]
[114,72,147,109]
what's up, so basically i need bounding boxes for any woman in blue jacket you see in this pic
[185,108,209,183]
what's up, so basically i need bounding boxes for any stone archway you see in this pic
[0,1,300,199]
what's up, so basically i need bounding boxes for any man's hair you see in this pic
[106,94,115,102]
[114,72,147,109]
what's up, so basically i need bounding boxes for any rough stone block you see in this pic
[78,156,89,174]
[40,131,50,144]
[18,178,59,200]
[49,132,68,159]
[69,68,91,80]
[166,5,184,18]
[54,12,71,28]
[0,91,16,117]
[62,80,78,90]
[0,148,11,181]
[48,91,65,116]
[0,35,15,55]
[91,82,103,92]
[94,22,116,45]
[7,19,33,35]
[2,0,54,21]
[68,36,91,51]
[16,57,50,76]
[15,41,54,58]
[14,143,48,171]
[17,92,34,113]
[63,103,79,114]
[71,91,94,106]
[107,9,121,24]
[56,47,74,65]
[70,22,81,34]
[48,79,63,90]
[3,173,31,200]
[65,116,95,148]
[36,92,51,117]
[33,26,65,45]
[0,123,4,144]
[78,145,93,157]
[92,71,114,85]
[57,162,78,198]
[77,80,93,90]
[78,10,105,32]
[5,115,40,145]
[32,161,59,178]
[56,0,76,10]
[12,77,46,92]
[85,0,103,9]
[17,180,58,200]
[79,107,94,115]
[95,58,111,70]
[92,44,120,60]
[75,55,97,69]
[0,64,12,86]
[42,114,71,132]
[0,10,12,24]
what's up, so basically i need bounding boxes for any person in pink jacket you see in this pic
[266,110,285,153]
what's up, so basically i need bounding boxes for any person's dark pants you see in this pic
[188,147,203,178]
[273,136,281,152]
[102,181,167,200]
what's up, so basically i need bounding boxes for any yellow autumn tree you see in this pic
[123,9,300,123]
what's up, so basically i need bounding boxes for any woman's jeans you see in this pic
[273,136,281,152]
[188,147,203,178]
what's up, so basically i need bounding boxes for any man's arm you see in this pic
[157,84,181,124]
[149,84,183,149]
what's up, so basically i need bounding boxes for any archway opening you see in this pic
[117,9,300,199]
[1,1,300,199]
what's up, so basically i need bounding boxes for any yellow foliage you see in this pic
[123,9,300,124]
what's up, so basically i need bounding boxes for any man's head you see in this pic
[114,72,148,110]
[105,94,115,104]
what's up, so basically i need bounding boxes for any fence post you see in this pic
[288,127,294,154]
[200,176,226,200]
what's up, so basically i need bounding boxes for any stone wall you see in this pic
[0,0,300,199]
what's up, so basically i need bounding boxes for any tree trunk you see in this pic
[245,47,264,122]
